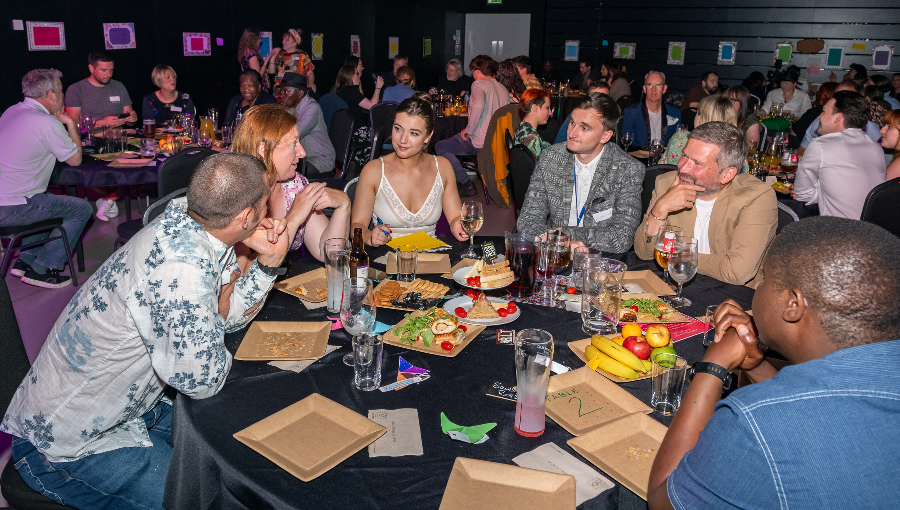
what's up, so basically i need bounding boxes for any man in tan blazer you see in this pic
[634,121,776,288]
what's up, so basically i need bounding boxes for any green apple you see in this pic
[650,345,677,365]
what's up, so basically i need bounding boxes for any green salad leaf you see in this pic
[621,297,669,314]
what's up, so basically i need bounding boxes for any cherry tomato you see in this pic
[467,277,477,286]
[631,305,640,313]
[497,308,508,318]
[441,341,454,351]
[467,289,479,299]
[458,324,467,332]
[507,303,516,313]
[455,307,467,318]
[566,287,577,294]
[473,276,481,286]
[414,335,422,343]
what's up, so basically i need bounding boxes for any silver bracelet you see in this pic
[649,209,666,222]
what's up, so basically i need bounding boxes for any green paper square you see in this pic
[424,39,431,55]
[618,46,629,56]
[827,48,842,67]
[671,46,682,61]
[777,45,792,62]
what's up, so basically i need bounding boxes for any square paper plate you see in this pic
[618,293,690,324]
[274,267,328,303]
[544,367,651,436]
[235,321,331,360]
[386,252,452,274]
[567,339,652,383]
[439,457,576,510]
[234,393,386,482]
[622,270,675,296]
[382,311,485,357]
[567,413,668,501]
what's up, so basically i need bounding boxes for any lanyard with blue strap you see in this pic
[574,163,587,226]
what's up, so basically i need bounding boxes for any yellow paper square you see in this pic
[852,43,866,50]
[385,231,449,252]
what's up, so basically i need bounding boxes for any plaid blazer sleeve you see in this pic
[515,143,569,237]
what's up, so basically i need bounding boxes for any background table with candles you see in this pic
[163,238,754,510]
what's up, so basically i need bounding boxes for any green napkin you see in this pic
[440,412,496,444]
[760,117,791,132]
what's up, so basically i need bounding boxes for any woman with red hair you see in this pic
[513,88,553,157]
[880,110,900,181]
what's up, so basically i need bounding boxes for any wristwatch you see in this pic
[256,261,287,277]
[690,362,730,385]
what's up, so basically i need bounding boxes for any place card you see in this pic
[367,408,424,457]
[485,381,517,402]
[513,442,614,506]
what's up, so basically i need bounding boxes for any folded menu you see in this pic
[386,231,451,252]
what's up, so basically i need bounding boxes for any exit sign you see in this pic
[487,0,502,4]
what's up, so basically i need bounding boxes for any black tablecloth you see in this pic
[52,158,158,188]
[163,238,754,510]
[552,96,583,122]
[432,115,468,147]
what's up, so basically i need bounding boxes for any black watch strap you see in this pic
[256,261,286,277]
[691,362,729,385]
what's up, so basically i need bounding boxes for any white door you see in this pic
[463,14,531,74]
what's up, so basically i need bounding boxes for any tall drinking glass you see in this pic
[142,119,156,139]
[654,225,683,291]
[667,237,698,307]
[353,333,383,391]
[649,139,664,165]
[461,201,483,260]
[514,329,554,437]
[572,246,602,292]
[600,258,627,293]
[504,231,537,297]
[535,238,554,279]
[549,231,571,271]
[324,238,350,313]
[650,353,688,416]
[581,259,619,335]
[340,277,376,367]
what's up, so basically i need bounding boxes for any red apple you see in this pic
[645,324,671,348]
[622,336,652,360]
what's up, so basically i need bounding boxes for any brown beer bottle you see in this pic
[349,228,369,279]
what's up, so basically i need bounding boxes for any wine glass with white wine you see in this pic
[461,201,483,260]
[667,236,698,308]
[340,277,376,366]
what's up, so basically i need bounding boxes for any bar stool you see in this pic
[0,218,79,286]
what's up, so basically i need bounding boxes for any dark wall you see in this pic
[2,0,547,115]
[543,0,900,94]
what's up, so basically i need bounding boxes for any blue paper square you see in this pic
[108,27,132,45]
[721,45,733,60]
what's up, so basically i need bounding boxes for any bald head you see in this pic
[187,153,270,230]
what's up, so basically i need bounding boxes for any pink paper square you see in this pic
[190,37,205,51]
[33,27,61,46]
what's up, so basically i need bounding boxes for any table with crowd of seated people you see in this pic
[162,236,755,510]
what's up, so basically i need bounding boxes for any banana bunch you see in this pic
[584,335,649,379]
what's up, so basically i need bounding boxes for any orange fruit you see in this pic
[621,323,643,339]
[611,336,626,346]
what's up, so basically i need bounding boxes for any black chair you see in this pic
[1,219,79,286]
[776,201,800,234]
[114,148,217,250]
[329,109,355,179]
[369,101,398,154]
[642,164,677,215]
[860,176,900,238]
[318,92,348,131]
[505,130,514,151]
[0,278,75,509]
[507,144,537,216]
[343,177,359,204]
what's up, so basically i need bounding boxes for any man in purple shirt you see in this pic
[0,69,92,288]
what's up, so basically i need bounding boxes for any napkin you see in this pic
[371,321,393,334]
[386,231,450,252]
[440,412,496,444]
[268,344,341,373]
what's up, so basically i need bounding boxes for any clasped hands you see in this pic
[704,299,766,374]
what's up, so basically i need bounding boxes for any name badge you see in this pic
[592,208,613,222]
[170,106,182,112]
[109,96,121,102]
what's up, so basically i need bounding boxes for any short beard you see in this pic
[679,172,723,197]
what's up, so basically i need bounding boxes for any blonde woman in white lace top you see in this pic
[352,93,469,246]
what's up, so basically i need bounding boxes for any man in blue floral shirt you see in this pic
[2,153,290,509]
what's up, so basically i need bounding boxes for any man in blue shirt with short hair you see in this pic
[648,216,900,509]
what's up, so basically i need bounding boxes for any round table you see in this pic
[52,156,158,221]
[163,238,754,510]
[432,115,468,146]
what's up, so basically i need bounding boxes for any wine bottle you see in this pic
[349,228,369,279]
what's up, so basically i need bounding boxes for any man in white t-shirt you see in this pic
[0,69,93,288]
[634,122,777,288]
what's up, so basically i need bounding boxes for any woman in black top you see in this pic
[331,64,384,176]
[224,70,277,128]
[142,66,196,126]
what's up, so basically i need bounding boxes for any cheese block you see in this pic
[468,294,499,319]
